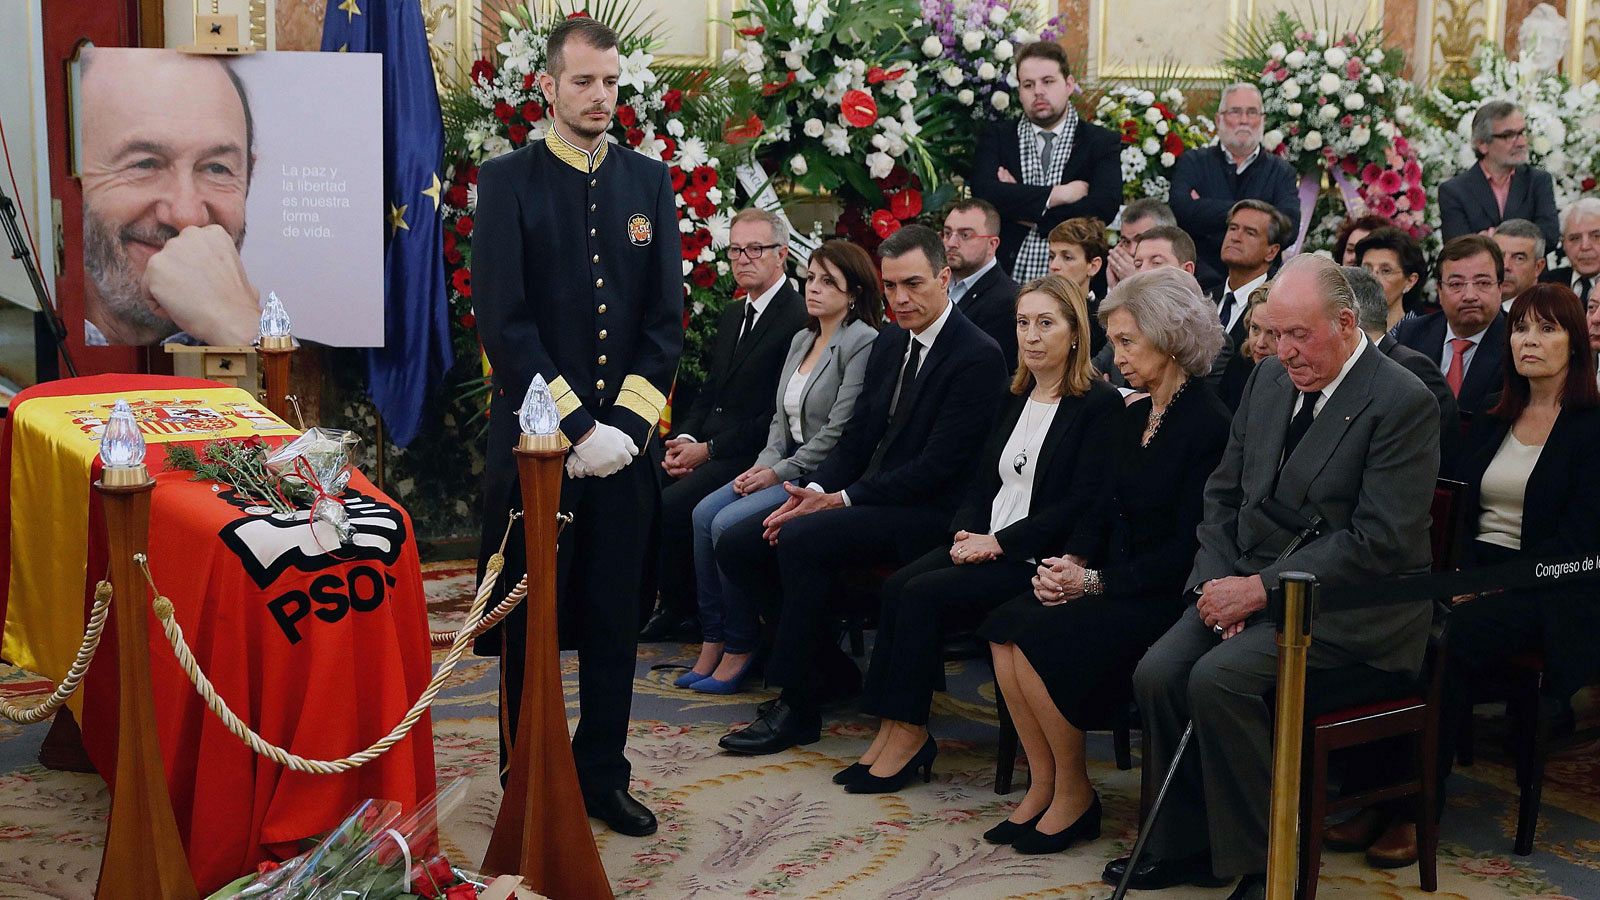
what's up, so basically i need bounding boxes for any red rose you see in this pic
[493,101,514,124]
[464,165,479,185]
[508,124,529,145]
[840,90,878,128]
[522,73,536,91]
[889,188,922,220]
[445,244,462,265]
[1120,119,1139,143]
[520,102,543,122]
[451,268,472,296]
[470,60,496,85]
[455,215,474,237]
[617,105,638,127]
[458,312,476,328]
[1163,132,1184,157]
[737,25,765,36]
[1340,155,1359,174]
[762,72,795,96]
[444,886,478,900]
[1153,102,1173,119]
[662,89,683,113]
[871,209,900,238]
[660,137,677,160]
[445,184,469,208]
[1584,177,1598,192]
[625,127,645,147]
[670,167,688,192]
[691,264,717,288]
[724,113,764,144]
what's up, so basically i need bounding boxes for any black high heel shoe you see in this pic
[844,736,937,794]
[1013,792,1101,855]
[983,809,1046,845]
[832,762,869,785]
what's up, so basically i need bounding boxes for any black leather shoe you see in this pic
[1101,851,1228,889]
[639,607,697,642]
[717,700,820,755]
[982,810,1045,845]
[1013,792,1101,855]
[582,789,657,837]
[1226,873,1266,900]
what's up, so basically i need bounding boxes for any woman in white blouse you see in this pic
[678,241,882,693]
[839,275,1123,793]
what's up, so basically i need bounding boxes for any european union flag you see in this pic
[321,0,451,447]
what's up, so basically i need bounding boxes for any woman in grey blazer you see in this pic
[679,240,883,693]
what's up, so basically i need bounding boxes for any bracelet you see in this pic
[1083,569,1103,596]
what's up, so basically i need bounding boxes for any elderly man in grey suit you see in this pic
[1104,254,1440,900]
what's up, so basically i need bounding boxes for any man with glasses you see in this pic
[1541,197,1600,304]
[971,41,1122,283]
[1394,235,1508,420]
[1439,100,1559,247]
[641,208,808,643]
[941,199,1020,368]
[1169,83,1300,291]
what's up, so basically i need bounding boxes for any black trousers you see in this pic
[655,455,749,616]
[716,502,948,714]
[484,456,655,795]
[861,547,1034,725]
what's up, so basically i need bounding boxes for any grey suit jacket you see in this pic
[1187,342,1440,674]
[754,319,877,482]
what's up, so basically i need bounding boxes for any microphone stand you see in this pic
[0,184,76,379]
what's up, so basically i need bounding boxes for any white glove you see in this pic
[564,452,594,479]
[570,423,639,478]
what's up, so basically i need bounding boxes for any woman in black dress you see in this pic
[840,275,1123,794]
[981,267,1231,854]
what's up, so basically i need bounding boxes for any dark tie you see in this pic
[1038,130,1057,176]
[1579,276,1593,305]
[735,301,757,351]
[1282,390,1321,463]
[889,337,924,418]
[1219,291,1237,328]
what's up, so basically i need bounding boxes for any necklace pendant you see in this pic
[1012,450,1028,474]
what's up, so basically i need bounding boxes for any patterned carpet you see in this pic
[2,560,1598,898]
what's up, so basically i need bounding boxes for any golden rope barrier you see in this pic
[0,581,113,723]
[141,551,506,774]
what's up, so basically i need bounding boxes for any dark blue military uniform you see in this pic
[472,127,682,795]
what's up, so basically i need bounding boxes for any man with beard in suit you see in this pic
[942,198,1020,369]
[1438,100,1559,247]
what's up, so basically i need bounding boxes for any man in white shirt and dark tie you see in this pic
[1540,197,1600,305]
[942,198,1020,369]
[1394,235,1508,420]
[1211,200,1292,407]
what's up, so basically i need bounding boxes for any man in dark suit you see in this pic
[1493,218,1547,311]
[639,208,809,642]
[1540,197,1600,304]
[941,198,1020,368]
[971,41,1122,283]
[1211,199,1292,408]
[1394,235,1507,422]
[714,225,1008,754]
[1438,100,1559,247]
[1170,83,1300,291]
[1346,266,1461,473]
[471,17,679,837]
[1107,255,1439,899]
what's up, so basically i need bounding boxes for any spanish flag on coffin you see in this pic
[0,375,436,892]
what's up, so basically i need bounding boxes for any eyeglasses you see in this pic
[1221,107,1263,120]
[728,243,782,260]
[1442,278,1499,293]
[940,228,998,242]
[1490,128,1527,141]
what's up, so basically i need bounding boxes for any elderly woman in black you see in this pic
[980,267,1230,854]
[1332,284,1600,864]
[839,275,1123,794]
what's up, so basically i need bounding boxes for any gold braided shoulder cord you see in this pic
[0,581,113,724]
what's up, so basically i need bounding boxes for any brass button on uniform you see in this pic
[597,355,608,365]
[592,254,600,264]
[595,278,605,288]
[598,329,608,340]
[595,379,606,390]
[598,303,607,314]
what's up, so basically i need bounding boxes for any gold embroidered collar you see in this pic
[545,125,608,174]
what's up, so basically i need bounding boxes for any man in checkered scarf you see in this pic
[971,42,1123,284]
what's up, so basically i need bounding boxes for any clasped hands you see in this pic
[731,464,780,496]
[1032,555,1089,606]
[1195,574,1268,640]
[661,435,710,477]
[567,423,638,479]
[759,482,844,543]
[949,531,1002,566]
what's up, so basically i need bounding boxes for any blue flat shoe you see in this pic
[691,656,756,694]
[674,669,711,687]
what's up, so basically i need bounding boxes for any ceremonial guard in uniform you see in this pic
[471,17,681,837]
